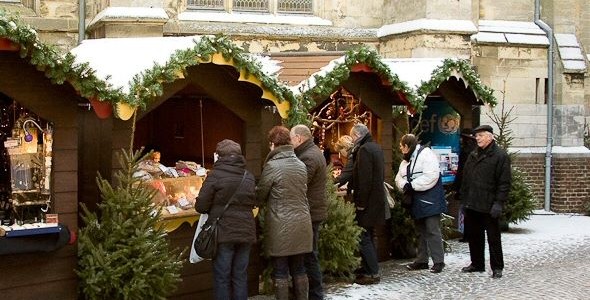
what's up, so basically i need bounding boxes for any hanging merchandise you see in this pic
[310,87,372,156]
[0,100,54,226]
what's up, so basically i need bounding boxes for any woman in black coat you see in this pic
[196,139,257,300]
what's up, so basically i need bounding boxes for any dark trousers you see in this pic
[213,242,251,300]
[464,208,504,270]
[305,221,324,300]
[358,226,379,276]
[414,214,444,264]
[272,253,306,279]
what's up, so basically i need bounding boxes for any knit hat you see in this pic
[215,139,241,157]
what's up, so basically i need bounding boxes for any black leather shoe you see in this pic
[492,269,503,278]
[406,262,429,271]
[430,262,445,273]
[354,274,380,285]
[461,265,485,273]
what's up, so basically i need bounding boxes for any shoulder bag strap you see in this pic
[215,170,248,221]
[407,145,427,180]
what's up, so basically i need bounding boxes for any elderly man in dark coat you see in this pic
[349,123,387,285]
[460,125,511,279]
[291,124,327,300]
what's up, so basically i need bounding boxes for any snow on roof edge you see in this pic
[378,19,477,38]
[87,7,169,28]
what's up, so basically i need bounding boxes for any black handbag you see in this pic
[194,171,247,259]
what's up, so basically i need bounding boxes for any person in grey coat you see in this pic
[291,124,327,300]
[257,126,313,300]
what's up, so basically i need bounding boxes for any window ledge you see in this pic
[178,11,332,26]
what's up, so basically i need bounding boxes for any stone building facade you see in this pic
[2,0,589,212]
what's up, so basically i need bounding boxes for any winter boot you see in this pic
[273,278,289,300]
[293,274,309,300]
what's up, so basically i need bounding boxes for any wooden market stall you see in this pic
[0,38,85,299]
[72,36,292,299]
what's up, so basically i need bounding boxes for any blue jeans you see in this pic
[359,226,379,276]
[272,254,306,279]
[305,221,324,300]
[213,242,251,300]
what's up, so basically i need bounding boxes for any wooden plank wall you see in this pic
[0,52,80,299]
[271,54,343,86]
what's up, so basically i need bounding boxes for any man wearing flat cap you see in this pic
[459,125,511,279]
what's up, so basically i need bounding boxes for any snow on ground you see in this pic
[325,213,590,300]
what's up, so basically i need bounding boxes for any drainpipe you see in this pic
[534,0,554,212]
[78,0,85,44]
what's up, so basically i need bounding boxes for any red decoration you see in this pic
[89,97,113,119]
[0,38,19,52]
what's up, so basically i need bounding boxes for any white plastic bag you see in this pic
[189,213,209,264]
[384,182,396,208]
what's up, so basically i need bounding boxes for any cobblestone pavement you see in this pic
[250,215,590,300]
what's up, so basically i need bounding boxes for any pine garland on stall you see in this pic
[77,149,183,300]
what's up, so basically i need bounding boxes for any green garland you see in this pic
[299,46,422,114]
[2,10,496,123]
[417,58,497,106]
[128,35,300,124]
[0,10,124,103]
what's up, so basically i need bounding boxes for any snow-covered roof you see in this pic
[70,36,282,93]
[378,19,477,38]
[71,36,202,93]
[290,57,449,95]
[555,34,587,73]
[472,20,549,46]
[380,58,447,90]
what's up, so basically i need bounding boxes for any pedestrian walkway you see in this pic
[250,214,590,300]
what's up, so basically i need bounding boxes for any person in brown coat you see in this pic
[291,124,327,300]
[257,126,313,300]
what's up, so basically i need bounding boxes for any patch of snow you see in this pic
[559,47,585,60]
[381,58,447,90]
[479,20,546,35]
[562,60,587,71]
[71,36,202,92]
[555,34,579,47]
[87,7,168,28]
[471,32,507,43]
[378,19,477,38]
[505,33,549,45]
[178,11,332,26]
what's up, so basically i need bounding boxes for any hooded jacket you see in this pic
[257,144,313,257]
[196,154,257,244]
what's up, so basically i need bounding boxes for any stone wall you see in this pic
[513,153,590,213]
[380,33,472,58]
[478,0,533,21]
